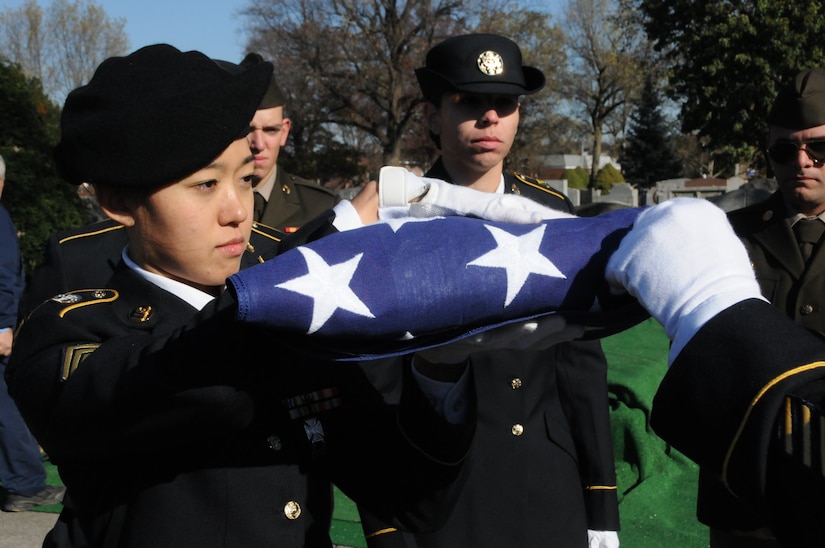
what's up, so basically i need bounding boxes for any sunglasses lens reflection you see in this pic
[769,141,825,164]
[808,141,825,159]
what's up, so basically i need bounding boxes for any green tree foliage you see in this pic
[281,137,367,184]
[622,74,683,186]
[564,166,590,189]
[637,0,825,175]
[0,60,85,273]
[594,162,624,192]
[0,0,129,104]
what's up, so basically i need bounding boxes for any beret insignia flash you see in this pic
[477,50,504,76]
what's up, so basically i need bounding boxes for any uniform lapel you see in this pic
[260,169,301,229]
[750,193,805,278]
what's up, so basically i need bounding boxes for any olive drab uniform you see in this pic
[256,169,339,234]
[728,191,825,334]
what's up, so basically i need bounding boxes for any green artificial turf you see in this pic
[33,319,708,546]
[603,318,707,547]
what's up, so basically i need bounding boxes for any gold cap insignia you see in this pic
[477,51,504,76]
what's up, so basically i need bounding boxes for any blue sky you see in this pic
[0,0,252,62]
[100,0,252,62]
[0,0,566,66]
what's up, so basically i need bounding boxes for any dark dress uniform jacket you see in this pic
[259,169,339,233]
[18,218,284,321]
[352,160,620,548]
[695,190,825,533]
[8,223,474,547]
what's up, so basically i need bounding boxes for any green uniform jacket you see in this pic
[728,190,825,334]
[259,169,339,233]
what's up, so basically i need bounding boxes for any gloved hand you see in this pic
[605,198,765,363]
[588,530,620,548]
[378,166,574,224]
[414,315,584,365]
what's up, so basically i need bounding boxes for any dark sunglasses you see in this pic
[768,140,825,167]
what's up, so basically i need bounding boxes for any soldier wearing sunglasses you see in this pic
[697,68,825,547]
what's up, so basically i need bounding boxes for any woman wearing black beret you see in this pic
[6,44,475,548]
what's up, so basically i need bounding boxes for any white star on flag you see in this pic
[467,224,566,307]
[276,247,375,334]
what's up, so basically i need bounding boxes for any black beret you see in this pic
[240,52,286,109]
[54,44,272,188]
[415,33,545,99]
[768,68,825,129]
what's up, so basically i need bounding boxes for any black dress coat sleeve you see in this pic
[7,265,473,548]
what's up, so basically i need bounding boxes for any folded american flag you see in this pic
[228,208,648,358]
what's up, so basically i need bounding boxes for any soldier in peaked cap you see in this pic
[6,44,477,548]
[239,52,338,234]
[355,33,621,548]
[413,33,557,200]
[695,68,825,547]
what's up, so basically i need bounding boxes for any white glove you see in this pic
[605,198,765,363]
[414,315,584,365]
[588,530,620,548]
[378,166,574,224]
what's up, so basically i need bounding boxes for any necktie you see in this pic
[253,191,267,222]
[793,218,825,263]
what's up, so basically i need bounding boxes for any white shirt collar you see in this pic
[121,247,216,311]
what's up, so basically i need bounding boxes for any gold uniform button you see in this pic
[511,424,524,436]
[284,500,302,520]
[510,378,523,390]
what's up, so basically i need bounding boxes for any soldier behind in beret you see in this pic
[698,69,825,547]
[355,33,620,548]
[239,52,339,234]
[6,44,475,548]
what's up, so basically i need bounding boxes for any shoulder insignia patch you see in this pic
[513,172,570,203]
[61,343,100,381]
[53,289,119,318]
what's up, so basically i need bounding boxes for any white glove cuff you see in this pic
[378,166,431,207]
[605,199,765,365]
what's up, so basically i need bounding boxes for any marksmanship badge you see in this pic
[477,51,504,76]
